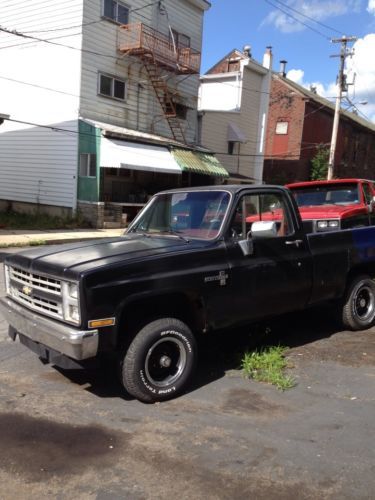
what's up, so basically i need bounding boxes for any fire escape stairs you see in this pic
[143,59,186,144]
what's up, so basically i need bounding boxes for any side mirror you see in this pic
[238,238,254,256]
[238,221,278,257]
[251,221,278,239]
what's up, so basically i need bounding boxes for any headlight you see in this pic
[316,220,340,231]
[61,281,80,325]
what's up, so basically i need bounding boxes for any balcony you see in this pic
[118,23,201,75]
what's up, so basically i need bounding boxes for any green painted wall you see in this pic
[77,120,101,202]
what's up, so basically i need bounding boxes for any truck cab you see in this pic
[286,179,375,232]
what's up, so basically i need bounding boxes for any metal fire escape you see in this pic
[118,23,201,143]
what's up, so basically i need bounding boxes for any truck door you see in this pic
[224,189,313,325]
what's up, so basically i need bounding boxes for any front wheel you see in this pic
[342,275,375,331]
[121,318,197,403]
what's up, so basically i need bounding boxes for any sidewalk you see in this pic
[0,228,124,248]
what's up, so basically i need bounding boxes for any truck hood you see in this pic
[4,234,203,280]
[297,204,364,219]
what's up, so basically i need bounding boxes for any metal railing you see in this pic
[118,23,201,74]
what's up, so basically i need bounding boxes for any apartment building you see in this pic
[0,0,227,227]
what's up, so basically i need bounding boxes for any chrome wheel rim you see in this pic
[145,336,187,387]
[353,285,375,322]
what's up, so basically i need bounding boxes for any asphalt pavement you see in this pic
[0,249,374,499]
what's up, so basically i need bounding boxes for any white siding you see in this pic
[0,0,83,208]
[200,60,271,182]
[199,75,243,111]
[79,0,206,144]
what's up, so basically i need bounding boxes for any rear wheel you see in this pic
[121,318,197,403]
[342,275,375,330]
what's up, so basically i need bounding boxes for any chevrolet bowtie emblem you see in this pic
[22,285,32,296]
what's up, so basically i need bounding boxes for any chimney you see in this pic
[279,60,287,77]
[243,45,252,58]
[263,46,273,70]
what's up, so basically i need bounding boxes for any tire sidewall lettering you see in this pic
[160,329,192,353]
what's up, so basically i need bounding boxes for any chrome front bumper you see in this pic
[0,296,98,360]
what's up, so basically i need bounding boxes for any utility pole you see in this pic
[327,36,357,180]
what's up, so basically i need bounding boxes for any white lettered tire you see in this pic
[121,318,197,403]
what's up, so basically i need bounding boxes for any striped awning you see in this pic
[171,148,229,177]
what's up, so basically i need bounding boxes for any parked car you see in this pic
[286,178,375,232]
[2,184,375,403]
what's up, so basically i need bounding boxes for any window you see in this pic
[228,141,240,155]
[79,154,97,177]
[229,192,293,239]
[170,29,191,49]
[175,103,188,120]
[103,0,129,24]
[98,73,126,100]
[275,121,288,135]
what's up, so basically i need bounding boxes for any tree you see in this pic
[310,144,329,181]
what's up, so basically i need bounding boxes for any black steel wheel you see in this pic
[121,318,197,403]
[342,275,375,331]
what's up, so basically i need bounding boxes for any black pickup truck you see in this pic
[1,185,375,402]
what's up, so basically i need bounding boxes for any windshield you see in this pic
[291,184,360,207]
[128,190,231,240]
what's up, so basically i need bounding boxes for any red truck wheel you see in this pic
[342,275,375,331]
[121,318,197,403]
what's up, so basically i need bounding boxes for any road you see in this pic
[0,249,374,499]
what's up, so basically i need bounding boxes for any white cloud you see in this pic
[285,35,375,122]
[368,0,375,15]
[346,34,375,121]
[262,0,361,34]
[286,68,335,98]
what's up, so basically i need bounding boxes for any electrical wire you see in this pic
[0,1,157,51]
[267,0,344,36]
[263,0,330,39]
[21,0,160,34]
[3,116,330,159]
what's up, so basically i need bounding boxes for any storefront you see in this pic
[77,120,228,228]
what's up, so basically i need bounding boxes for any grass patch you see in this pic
[0,211,88,230]
[241,346,295,390]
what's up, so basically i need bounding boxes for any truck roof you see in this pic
[157,184,289,196]
[287,178,374,189]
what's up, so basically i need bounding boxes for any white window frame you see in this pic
[79,154,97,178]
[102,0,130,24]
[276,121,289,135]
[98,72,127,101]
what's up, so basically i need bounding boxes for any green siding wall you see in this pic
[77,121,101,202]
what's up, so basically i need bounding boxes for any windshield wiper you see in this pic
[164,228,190,243]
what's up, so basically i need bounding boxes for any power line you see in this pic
[267,0,344,36]
[0,25,121,60]
[3,116,328,159]
[21,0,159,34]
[263,0,330,39]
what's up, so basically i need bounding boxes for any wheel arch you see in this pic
[346,263,375,288]
[115,291,207,349]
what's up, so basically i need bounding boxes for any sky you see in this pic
[201,0,375,123]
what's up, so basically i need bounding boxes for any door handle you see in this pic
[285,239,303,247]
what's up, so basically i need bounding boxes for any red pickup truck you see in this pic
[286,179,375,232]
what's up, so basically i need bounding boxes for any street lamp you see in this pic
[0,113,10,125]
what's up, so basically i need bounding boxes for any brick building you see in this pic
[264,72,375,184]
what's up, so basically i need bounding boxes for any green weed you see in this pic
[241,346,295,390]
[0,211,88,230]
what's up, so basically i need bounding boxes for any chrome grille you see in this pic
[8,265,63,320]
[9,266,61,295]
